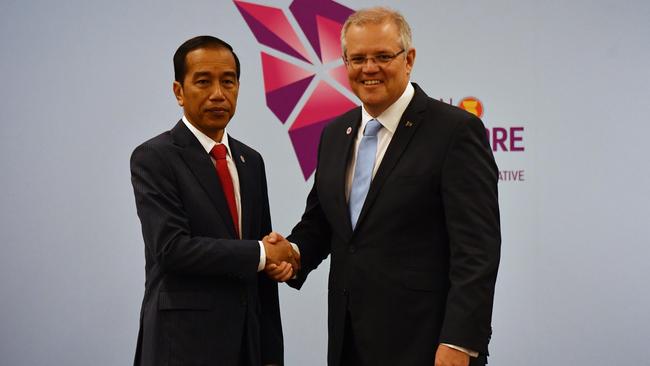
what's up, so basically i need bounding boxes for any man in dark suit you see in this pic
[271,7,500,366]
[130,36,297,366]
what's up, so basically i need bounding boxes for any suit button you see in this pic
[348,246,356,253]
[343,289,349,295]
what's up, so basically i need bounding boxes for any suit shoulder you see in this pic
[425,97,480,123]
[130,130,174,164]
[418,97,487,139]
[332,106,361,126]
[133,130,174,151]
[323,106,361,134]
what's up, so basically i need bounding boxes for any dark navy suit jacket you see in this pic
[131,121,283,366]
[289,84,501,366]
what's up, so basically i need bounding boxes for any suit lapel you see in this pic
[228,136,253,240]
[354,85,427,231]
[331,110,362,237]
[171,121,237,239]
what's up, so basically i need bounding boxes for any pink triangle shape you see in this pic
[316,15,344,63]
[291,81,357,130]
[261,52,314,92]
[235,1,310,61]
[266,75,314,123]
[288,118,331,179]
[327,63,352,92]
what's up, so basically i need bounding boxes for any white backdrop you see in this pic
[1,1,649,365]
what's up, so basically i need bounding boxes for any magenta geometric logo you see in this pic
[234,0,358,179]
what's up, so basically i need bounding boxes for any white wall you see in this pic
[1,1,648,365]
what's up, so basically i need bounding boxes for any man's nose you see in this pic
[361,58,380,72]
[209,85,225,100]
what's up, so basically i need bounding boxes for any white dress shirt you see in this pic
[345,83,414,200]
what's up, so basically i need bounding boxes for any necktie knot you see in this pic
[210,144,228,160]
[363,119,382,137]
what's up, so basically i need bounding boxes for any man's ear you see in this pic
[405,48,416,76]
[172,81,184,107]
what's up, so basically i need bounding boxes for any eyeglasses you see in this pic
[344,49,405,69]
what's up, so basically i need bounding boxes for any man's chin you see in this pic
[205,116,230,127]
[359,96,387,111]
[204,111,231,120]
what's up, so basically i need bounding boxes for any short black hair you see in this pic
[173,35,241,83]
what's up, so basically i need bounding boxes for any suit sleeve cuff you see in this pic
[440,343,479,357]
[258,241,266,272]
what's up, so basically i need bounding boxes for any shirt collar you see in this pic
[182,115,232,157]
[360,82,415,133]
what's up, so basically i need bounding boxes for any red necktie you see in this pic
[210,144,239,238]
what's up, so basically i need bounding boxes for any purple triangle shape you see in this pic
[266,75,314,123]
[237,4,311,63]
[288,117,332,179]
[290,0,354,61]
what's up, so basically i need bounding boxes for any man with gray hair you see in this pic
[271,6,500,366]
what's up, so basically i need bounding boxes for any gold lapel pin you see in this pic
[405,121,414,127]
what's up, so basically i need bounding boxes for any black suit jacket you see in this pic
[288,84,501,366]
[130,121,283,366]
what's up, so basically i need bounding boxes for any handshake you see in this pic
[262,232,300,282]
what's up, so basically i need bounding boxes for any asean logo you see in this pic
[234,0,357,180]
[458,96,484,118]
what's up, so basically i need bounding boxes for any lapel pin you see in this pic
[405,121,414,127]
[240,155,246,163]
[346,126,352,135]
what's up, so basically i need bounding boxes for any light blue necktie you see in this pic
[349,119,382,229]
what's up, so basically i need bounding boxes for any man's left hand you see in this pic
[265,261,294,282]
[434,344,470,366]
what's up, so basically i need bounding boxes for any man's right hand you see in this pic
[262,231,301,271]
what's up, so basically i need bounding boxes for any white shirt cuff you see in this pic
[290,242,299,255]
[257,241,266,272]
[440,343,479,358]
